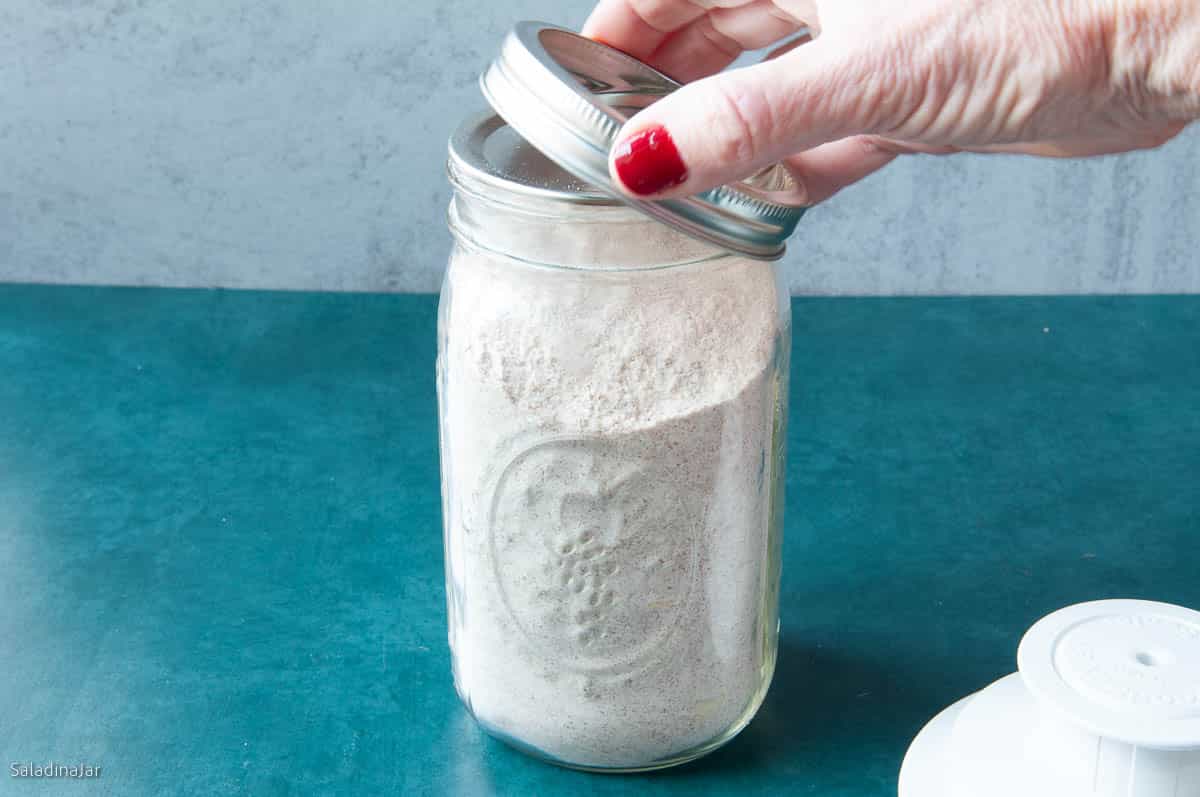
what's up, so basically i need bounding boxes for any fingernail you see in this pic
[612,125,688,196]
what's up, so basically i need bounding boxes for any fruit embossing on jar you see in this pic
[488,436,703,675]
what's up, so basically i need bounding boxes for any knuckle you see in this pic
[857,134,894,155]
[1138,124,1183,149]
[709,79,771,166]
[696,16,743,62]
[625,0,687,32]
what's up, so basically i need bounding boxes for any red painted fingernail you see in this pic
[612,125,688,196]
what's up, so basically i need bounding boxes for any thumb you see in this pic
[609,42,880,200]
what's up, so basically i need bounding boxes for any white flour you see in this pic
[439,220,786,768]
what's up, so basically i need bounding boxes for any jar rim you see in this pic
[445,196,733,273]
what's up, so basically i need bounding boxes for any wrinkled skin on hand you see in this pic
[585,0,1200,202]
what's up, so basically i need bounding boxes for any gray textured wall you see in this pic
[2,0,1198,295]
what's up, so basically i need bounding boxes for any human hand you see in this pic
[584,0,1200,203]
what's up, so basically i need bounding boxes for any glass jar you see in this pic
[437,112,790,772]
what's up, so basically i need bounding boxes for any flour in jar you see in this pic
[439,237,786,768]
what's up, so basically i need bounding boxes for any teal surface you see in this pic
[0,285,1197,796]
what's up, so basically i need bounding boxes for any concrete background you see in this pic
[2,0,1198,295]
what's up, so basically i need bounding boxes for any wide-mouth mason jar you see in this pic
[437,108,792,771]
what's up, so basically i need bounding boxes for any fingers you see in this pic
[609,41,880,198]
[582,0,710,60]
[583,0,816,82]
[775,122,1191,207]
[774,122,1191,207]
[648,0,805,82]
[782,136,900,205]
[958,123,1190,157]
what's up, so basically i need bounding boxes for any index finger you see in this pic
[581,0,709,60]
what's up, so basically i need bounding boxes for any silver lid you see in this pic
[448,110,618,206]
[480,21,805,261]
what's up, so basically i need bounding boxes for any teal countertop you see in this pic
[1,285,1197,796]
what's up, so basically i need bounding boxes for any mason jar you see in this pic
[437,109,792,771]
[437,22,804,772]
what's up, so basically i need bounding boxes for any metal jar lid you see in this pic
[480,21,806,261]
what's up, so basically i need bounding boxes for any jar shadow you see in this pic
[642,638,947,782]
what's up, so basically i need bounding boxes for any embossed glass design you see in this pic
[438,114,790,772]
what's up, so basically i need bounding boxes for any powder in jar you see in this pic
[439,229,786,768]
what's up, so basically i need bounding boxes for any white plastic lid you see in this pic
[1020,599,1200,750]
[900,599,1200,797]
